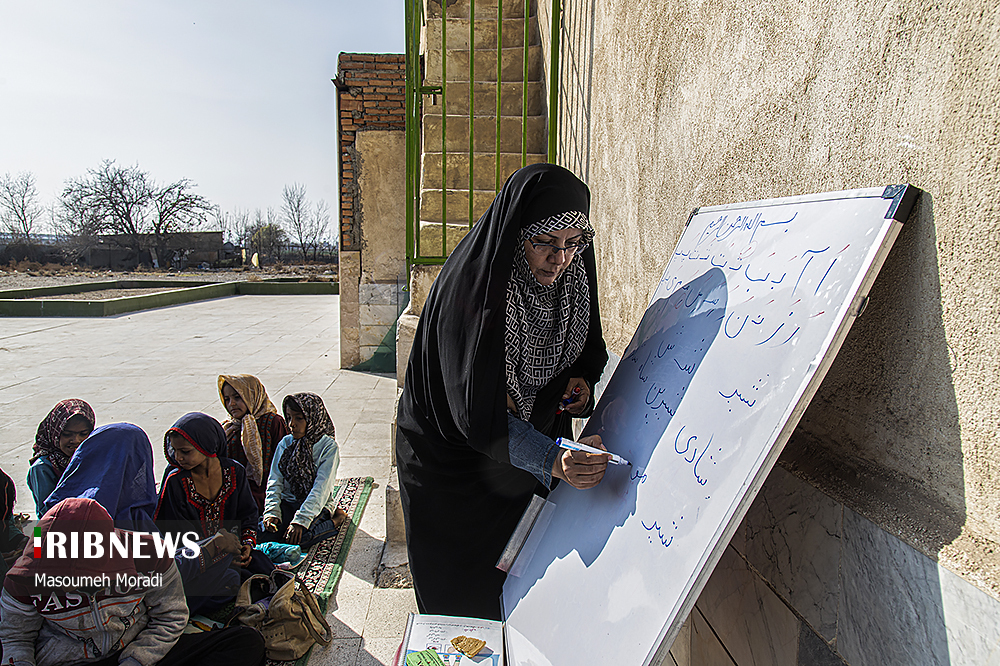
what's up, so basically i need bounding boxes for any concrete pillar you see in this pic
[339,251,361,369]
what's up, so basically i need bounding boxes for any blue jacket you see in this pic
[26,456,57,520]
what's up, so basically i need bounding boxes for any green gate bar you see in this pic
[405,0,562,272]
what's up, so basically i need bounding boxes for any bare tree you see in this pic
[211,206,229,240]
[56,182,105,245]
[308,199,331,261]
[150,178,212,265]
[251,223,286,264]
[231,208,252,251]
[0,172,44,242]
[246,207,285,264]
[57,160,213,265]
[281,183,310,263]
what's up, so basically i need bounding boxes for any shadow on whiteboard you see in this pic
[506,267,728,599]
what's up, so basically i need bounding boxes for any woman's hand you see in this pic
[551,434,608,489]
[238,543,253,567]
[506,393,519,416]
[561,378,590,415]
[261,516,281,533]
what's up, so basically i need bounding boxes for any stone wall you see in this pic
[549,0,1000,662]
[336,53,407,370]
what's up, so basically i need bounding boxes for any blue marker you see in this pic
[556,437,632,466]
[556,386,582,414]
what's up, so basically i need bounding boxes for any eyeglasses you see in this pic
[527,237,590,255]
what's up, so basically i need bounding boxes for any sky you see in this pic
[0,0,405,232]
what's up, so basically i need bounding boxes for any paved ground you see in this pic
[0,293,415,665]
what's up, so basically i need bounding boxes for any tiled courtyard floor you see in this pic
[0,293,416,665]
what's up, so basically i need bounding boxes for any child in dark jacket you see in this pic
[0,497,266,666]
[154,412,273,612]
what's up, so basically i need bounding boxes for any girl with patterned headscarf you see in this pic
[26,399,95,518]
[260,392,347,547]
[395,163,610,620]
[218,374,289,512]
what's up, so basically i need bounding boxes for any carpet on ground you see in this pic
[202,476,375,666]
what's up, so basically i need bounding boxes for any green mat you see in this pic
[250,476,375,666]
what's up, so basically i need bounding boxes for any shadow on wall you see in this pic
[778,191,960,662]
[783,192,963,557]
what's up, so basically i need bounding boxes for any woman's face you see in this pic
[58,414,93,457]
[523,228,587,286]
[287,409,308,440]
[168,433,208,471]
[222,383,249,420]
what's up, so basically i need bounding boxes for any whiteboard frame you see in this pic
[643,185,914,665]
[497,184,919,666]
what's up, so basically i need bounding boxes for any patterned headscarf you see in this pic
[280,393,336,501]
[218,374,277,485]
[164,412,226,467]
[30,399,96,476]
[505,210,594,419]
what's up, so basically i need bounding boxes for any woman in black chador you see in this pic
[396,163,611,620]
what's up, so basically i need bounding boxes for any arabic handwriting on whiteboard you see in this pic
[641,515,683,549]
[719,388,755,408]
[693,211,798,250]
[673,426,719,486]
[719,374,768,411]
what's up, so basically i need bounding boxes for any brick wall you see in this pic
[336,53,406,252]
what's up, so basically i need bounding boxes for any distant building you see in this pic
[88,232,224,269]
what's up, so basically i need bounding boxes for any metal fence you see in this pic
[404,0,562,271]
[0,233,67,246]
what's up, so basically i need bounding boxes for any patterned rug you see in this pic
[231,476,374,666]
[295,475,375,606]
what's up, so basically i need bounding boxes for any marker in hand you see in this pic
[556,386,583,414]
[556,437,632,466]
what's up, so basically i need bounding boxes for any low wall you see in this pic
[0,280,339,317]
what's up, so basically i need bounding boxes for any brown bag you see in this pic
[229,568,332,660]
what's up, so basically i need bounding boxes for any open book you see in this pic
[401,613,504,666]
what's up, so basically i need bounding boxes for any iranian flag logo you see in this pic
[33,526,42,558]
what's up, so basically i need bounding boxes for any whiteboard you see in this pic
[501,185,917,666]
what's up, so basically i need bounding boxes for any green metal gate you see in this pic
[404,0,562,272]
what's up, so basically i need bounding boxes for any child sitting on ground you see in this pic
[154,412,273,612]
[261,393,347,547]
[218,374,289,513]
[26,399,95,518]
[0,497,266,666]
[43,422,157,527]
